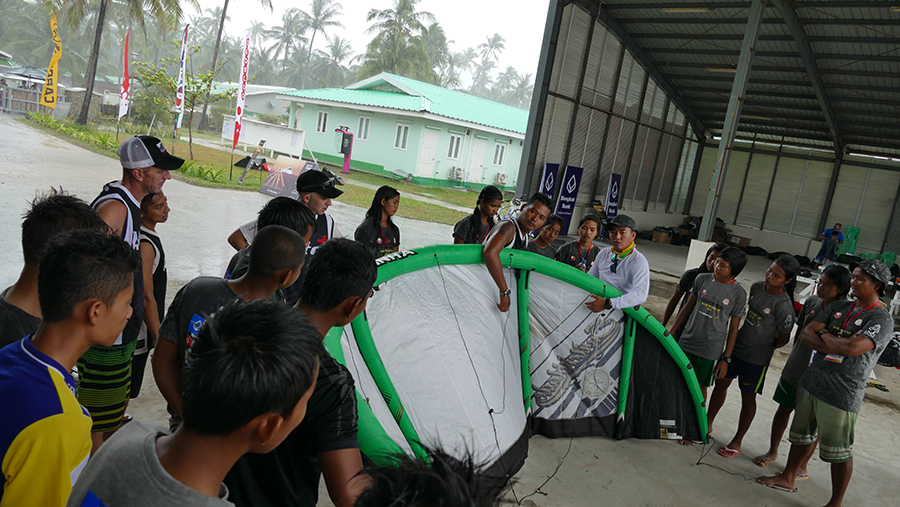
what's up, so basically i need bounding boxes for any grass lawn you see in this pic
[20,117,468,226]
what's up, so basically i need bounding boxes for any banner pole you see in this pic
[116,119,120,143]
[230,149,234,180]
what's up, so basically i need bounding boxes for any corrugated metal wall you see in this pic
[691,143,900,254]
[527,2,697,232]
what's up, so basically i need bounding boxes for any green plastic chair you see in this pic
[881,251,897,269]
[861,253,877,260]
[836,226,861,256]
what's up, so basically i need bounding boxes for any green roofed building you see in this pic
[277,73,528,190]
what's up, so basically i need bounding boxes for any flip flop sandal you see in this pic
[717,446,741,458]
[754,454,775,467]
[776,470,809,480]
[763,483,797,493]
[866,381,889,392]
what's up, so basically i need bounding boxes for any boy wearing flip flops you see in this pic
[758,260,893,506]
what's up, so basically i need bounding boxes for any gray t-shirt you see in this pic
[781,296,825,386]
[526,241,556,258]
[678,273,748,360]
[799,300,894,412]
[732,282,795,366]
[67,421,232,506]
[554,241,599,270]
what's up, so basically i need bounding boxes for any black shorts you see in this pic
[724,356,768,395]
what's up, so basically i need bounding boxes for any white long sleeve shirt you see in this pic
[587,246,650,310]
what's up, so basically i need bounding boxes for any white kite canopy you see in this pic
[323,245,706,475]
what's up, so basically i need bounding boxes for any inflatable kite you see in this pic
[323,245,707,475]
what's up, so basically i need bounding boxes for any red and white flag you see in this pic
[233,29,251,150]
[174,25,189,133]
[118,29,130,120]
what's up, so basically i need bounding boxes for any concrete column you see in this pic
[698,0,768,241]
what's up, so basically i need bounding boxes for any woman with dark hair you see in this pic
[554,214,601,272]
[452,186,503,244]
[662,242,728,328]
[355,186,401,258]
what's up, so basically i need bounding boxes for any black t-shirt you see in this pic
[354,219,400,258]
[224,351,359,507]
[554,241,600,270]
[140,228,166,323]
[0,292,41,350]
[224,247,288,305]
[159,277,243,361]
[453,214,492,245]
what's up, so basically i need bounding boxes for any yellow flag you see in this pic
[40,13,62,109]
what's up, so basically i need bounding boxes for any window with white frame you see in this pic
[394,124,410,150]
[358,116,370,141]
[316,111,328,134]
[492,143,506,166]
[448,134,462,159]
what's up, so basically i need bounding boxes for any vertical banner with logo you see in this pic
[118,29,130,120]
[539,162,559,197]
[232,29,251,151]
[605,173,622,219]
[552,165,584,232]
[174,25,189,135]
[40,13,61,109]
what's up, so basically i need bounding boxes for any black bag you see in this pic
[878,333,900,368]
[837,254,861,264]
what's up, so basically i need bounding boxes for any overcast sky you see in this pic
[193,0,550,81]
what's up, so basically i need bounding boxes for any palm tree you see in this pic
[59,0,191,125]
[422,22,450,69]
[304,0,342,64]
[199,0,273,129]
[477,33,505,63]
[496,66,519,94]
[359,0,435,82]
[311,34,353,87]
[266,8,307,74]
[470,57,495,94]
[512,72,533,109]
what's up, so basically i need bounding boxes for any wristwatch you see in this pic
[604,299,613,310]
[500,289,511,298]
[817,328,829,337]
[720,356,732,364]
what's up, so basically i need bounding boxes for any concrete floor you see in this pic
[2,114,898,507]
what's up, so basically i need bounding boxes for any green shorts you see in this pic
[772,376,798,408]
[684,352,717,387]
[76,341,137,433]
[789,388,857,463]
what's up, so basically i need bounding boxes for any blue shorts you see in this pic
[724,356,768,395]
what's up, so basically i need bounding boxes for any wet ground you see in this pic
[2,114,898,506]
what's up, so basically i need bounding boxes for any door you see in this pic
[417,129,439,177]
[467,138,486,183]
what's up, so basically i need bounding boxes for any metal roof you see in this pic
[278,73,530,135]
[585,0,900,158]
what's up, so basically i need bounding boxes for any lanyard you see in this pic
[577,244,592,263]
[840,302,882,331]
[379,226,390,249]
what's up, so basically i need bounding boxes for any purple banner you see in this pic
[539,162,559,198]
[605,173,622,219]
[552,165,584,233]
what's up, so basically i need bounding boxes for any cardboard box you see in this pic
[652,230,672,244]
[676,226,695,239]
[727,234,751,247]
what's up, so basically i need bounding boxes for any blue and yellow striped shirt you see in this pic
[0,336,92,506]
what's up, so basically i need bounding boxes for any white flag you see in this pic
[174,25,189,133]
[118,30,130,120]
[233,29,251,150]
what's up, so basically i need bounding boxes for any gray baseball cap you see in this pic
[605,214,637,232]
[848,259,891,296]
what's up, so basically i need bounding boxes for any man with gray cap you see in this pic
[585,214,650,312]
[81,135,183,451]
[759,259,893,504]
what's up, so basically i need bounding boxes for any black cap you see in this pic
[296,170,343,198]
[116,135,184,171]
[605,214,636,232]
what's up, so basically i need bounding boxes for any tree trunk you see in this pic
[199,0,230,130]
[77,0,109,125]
